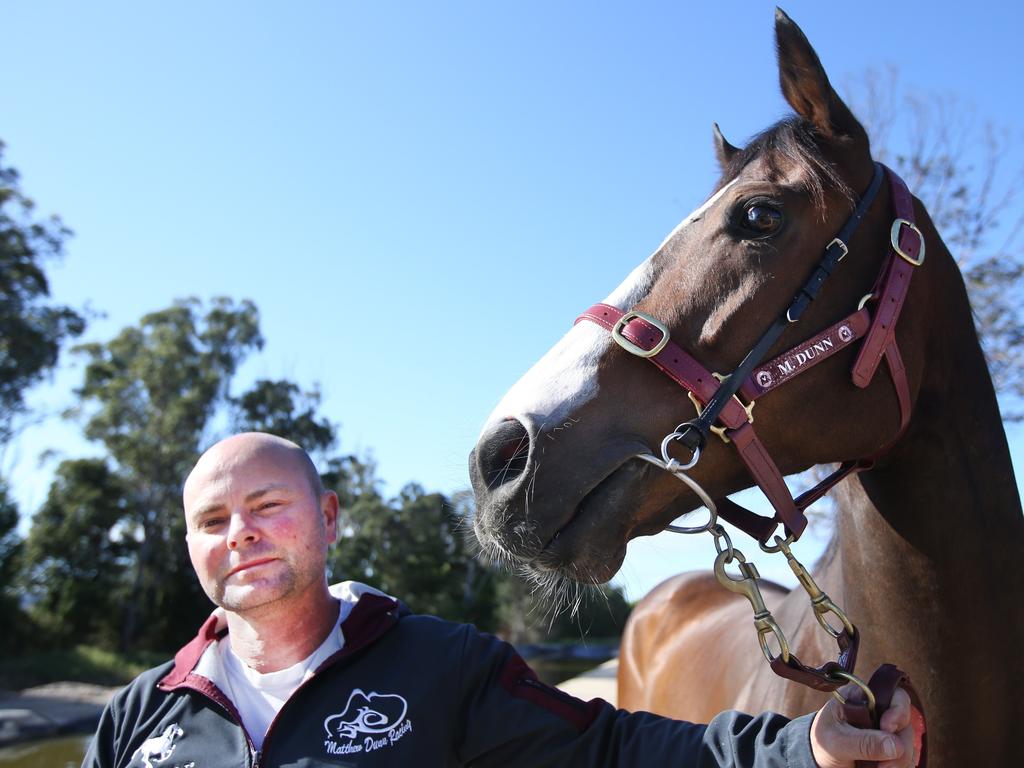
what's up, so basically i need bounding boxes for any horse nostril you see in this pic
[477,418,532,490]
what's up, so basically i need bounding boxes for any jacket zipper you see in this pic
[257,613,397,752]
[164,599,400,764]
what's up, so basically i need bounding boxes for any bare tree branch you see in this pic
[844,67,1024,419]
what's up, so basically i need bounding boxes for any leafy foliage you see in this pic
[0,142,87,651]
[0,480,29,652]
[64,297,264,649]
[329,481,494,625]
[330,480,630,643]
[18,295,621,655]
[0,141,85,442]
[0,644,166,690]
[0,138,634,667]
[231,378,335,457]
[21,459,133,647]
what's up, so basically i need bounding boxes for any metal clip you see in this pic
[774,536,854,639]
[714,549,790,663]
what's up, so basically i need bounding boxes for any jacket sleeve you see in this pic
[81,691,123,768]
[452,626,818,767]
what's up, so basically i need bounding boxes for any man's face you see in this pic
[184,441,338,615]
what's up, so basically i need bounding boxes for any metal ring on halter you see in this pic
[636,453,717,534]
[659,423,702,469]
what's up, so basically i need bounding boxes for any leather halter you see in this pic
[576,163,925,545]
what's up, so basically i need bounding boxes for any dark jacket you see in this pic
[82,586,816,767]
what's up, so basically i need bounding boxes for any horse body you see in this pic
[469,10,1023,765]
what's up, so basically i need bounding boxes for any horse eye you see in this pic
[744,204,783,234]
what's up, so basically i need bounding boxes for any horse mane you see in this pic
[714,116,855,214]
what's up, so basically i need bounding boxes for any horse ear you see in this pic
[712,123,740,170]
[774,8,863,141]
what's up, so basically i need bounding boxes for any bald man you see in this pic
[83,432,916,768]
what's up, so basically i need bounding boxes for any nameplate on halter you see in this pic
[750,312,869,396]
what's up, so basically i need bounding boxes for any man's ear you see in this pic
[774,8,864,142]
[322,490,340,544]
[712,122,740,171]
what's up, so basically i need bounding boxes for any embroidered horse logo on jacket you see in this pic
[132,724,183,767]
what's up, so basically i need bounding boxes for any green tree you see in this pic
[21,459,132,647]
[0,140,86,637]
[70,297,263,650]
[0,481,26,651]
[231,378,336,456]
[489,564,631,645]
[329,482,490,624]
[0,140,85,442]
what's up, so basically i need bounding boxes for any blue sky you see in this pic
[4,1,1022,600]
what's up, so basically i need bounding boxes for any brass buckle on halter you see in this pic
[686,373,755,444]
[610,310,670,358]
[891,218,926,266]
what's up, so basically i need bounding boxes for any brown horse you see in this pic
[468,9,1023,766]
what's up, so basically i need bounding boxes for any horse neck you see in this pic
[823,226,1023,756]
[834,217,1022,593]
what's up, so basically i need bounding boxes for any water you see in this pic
[0,735,89,767]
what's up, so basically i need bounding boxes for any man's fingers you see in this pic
[811,687,917,767]
[879,688,912,733]
[830,721,904,763]
[877,720,917,768]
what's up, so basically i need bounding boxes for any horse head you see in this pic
[469,10,929,588]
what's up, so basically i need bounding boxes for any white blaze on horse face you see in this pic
[481,181,736,436]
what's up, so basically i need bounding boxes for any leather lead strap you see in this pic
[843,664,927,767]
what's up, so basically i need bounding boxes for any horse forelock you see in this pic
[715,116,855,215]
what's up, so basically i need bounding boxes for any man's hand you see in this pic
[809,685,917,768]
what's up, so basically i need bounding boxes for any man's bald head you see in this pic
[183,432,339,616]
[184,433,323,510]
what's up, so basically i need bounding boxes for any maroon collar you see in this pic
[158,593,403,690]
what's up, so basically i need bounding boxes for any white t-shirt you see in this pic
[194,582,388,752]
[216,604,344,751]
